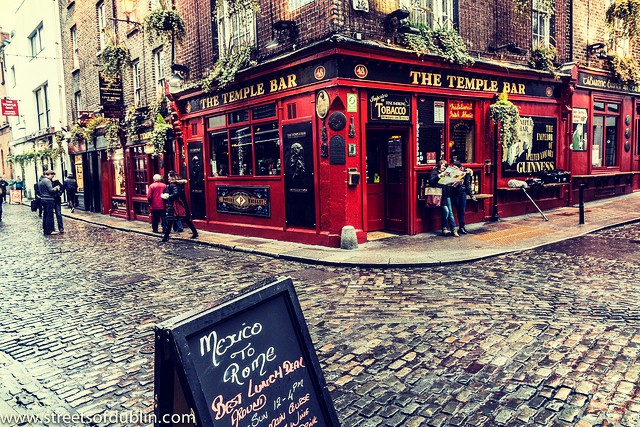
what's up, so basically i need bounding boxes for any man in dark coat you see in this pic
[0,176,8,203]
[37,170,60,235]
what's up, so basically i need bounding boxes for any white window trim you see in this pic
[400,0,454,29]
[97,2,106,51]
[216,0,256,57]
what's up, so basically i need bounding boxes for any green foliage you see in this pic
[606,0,640,38]
[143,7,186,45]
[401,27,474,67]
[84,117,111,143]
[105,122,121,152]
[69,124,86,146]
[490,91,521,152]
[528,45,557,71]
[201,45,257,92]
[610,53,640,85]
[151,114,172,157]
[101,44,132,80]
[123,107,143,139]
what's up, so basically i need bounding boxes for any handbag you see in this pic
[424,187,442,208]
[30,198,40,212]
[173,198,187,217]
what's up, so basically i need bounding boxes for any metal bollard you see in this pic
[578,183,585,224]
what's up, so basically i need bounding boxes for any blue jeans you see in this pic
[453,192,467,227]
[54,203,64,230]
[440,197,457,230]
[41,199,55,234]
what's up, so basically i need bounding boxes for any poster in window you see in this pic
[571,108,588,151]
[502,117,556,176]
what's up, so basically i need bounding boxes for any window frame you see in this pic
[97,2,106,51]
[216,0,256,57]
[28,23,44,58]
[591,100,620,169]
[532,0,551,49]
[71,25,79,69]
[34,84,50,130]
[400,0,455,29]
[153,48,165,94]
[206,103,281,178]
[132,60,141,106]
[74,91,82,121]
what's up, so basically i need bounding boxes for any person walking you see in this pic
[450,160,477,235]
[430,159,459,237]
[50,172,65,233]
[33,182,43,217]
[147,174,166,234]
[38,170,60,235]
[64,173,78,212]
[0,176,8,203]
[160,171,197,243]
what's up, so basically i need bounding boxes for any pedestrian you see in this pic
[147,174,166,234]
[430,159,458,237]
[450,160,477,235]
[50,172,65,233]
[38,170,60,235]
[64,173,78,212]
[0,176,8,203]
[10,176,25,196]
[33,182,43,217]
[160,171,198,243]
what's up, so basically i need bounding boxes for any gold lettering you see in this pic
[518,83,525,94]
[287,74,297,88]
[256,83,265,95]
[489,80,498,92]
[446,75,456,87]
[269,79,278,92]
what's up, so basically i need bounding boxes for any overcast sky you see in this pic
[0,0,21,34]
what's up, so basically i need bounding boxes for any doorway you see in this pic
[366,129,407,233]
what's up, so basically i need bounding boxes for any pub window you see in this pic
[210,131,229,176]
[208,115,225,129]
[255,122,280,176]
[592,102,619,168]
[229,109,249,124]
[113,149,126,196]
[417,97,446,165]
[448,100,475,163]
[230,126,253,175]
[636,104,640,155]
[132,146,148,196]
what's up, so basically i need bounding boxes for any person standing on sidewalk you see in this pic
[38,170,60,235]
[147,174,166,234]
[0,176,8,203]
[160,171,197,243]
[430,160,458,237]
[450,160,477,235]
[50,172,65,233]
[64,173,78,212]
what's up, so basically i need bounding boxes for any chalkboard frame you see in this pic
[155,277,340,427]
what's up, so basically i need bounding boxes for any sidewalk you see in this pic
[57,192,640,267]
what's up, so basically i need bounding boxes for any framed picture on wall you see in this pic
[572,108,588,151]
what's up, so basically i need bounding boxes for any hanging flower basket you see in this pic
[490,91,521,156]
[143,7,186,45]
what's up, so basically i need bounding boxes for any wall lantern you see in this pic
[121,0,135,19]
[586,42,606,56]
[266,20,298,50]
[488,43,527,55]
[168,63,189,91]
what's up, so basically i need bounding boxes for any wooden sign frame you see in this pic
[154,277,339,427]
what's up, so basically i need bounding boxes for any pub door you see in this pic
[365,130,407,233]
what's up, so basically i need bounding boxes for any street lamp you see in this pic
[121,0,135,21]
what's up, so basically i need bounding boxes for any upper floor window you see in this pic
[288,0,313,10]
[532,0,551,48]
[71,26,79,69]
[154,48,165,94]
[133,60,142,106]
[35,84,50,130]
[10,66,16,88]
[401,0,454,29]
[216,0,256,56]
[97,2,106,51]
[74,91,82,121]
[29,23,44,58]
[606,0,630,56]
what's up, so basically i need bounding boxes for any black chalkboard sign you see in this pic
[154,277,340,427]
[329,135,346,165]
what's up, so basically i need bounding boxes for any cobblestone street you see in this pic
[1,203,640,426]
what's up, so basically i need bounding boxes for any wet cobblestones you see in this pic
[1,203,640,426]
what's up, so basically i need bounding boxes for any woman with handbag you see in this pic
[161,171,198,243]
[430,159,458,237]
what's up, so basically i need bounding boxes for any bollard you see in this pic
[340,226,358,250]
[578,183,585,224]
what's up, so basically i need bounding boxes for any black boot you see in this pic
[459,226,468,235]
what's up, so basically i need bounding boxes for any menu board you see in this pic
[155,277,339,427]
